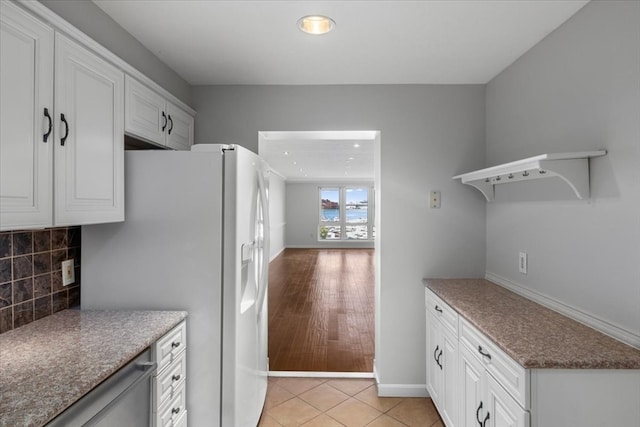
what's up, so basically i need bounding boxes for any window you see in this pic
[319,186,373,241]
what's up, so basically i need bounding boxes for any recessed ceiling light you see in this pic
[353,143,360,148]
[283,151,289,155]
[293,161,297,165]
[298,15,335,35]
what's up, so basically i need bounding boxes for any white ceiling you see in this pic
[259,131,376,182]
[93,0,588,180]
[93,0,589,86]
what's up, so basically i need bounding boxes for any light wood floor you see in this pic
[268,248,375,372]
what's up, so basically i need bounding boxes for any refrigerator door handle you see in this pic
[255,167,270,318]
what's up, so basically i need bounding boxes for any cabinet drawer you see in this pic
[459,317,529,408]
[426,289,458,336]
[154,321,187,373]
[157,381,186,427]
[155,350,186,406]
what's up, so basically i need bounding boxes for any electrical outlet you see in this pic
[430,191,441,208]
[62,259,75,286]
[518,252,528,275]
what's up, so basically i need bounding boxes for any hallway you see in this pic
[268,249,375,372]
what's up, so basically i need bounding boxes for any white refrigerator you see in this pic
[81,144,270,427]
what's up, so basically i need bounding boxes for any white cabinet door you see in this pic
[54,33,124,226]
[0,2,53,231]
[486,374,529,427]
[459,343,485,427]
[440,326,458,427]
[426,311,443,404]
[125,75,166,146]
[165,101,194,151]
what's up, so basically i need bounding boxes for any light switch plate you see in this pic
[62,259,75,286]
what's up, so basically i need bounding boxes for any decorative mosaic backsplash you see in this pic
[0,227,81,334]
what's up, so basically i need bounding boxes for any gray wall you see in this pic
[485,1,640,343]
[39,0,192,105]
[285,182,375,249]
[192,85,486,388]
[269,172,286,261]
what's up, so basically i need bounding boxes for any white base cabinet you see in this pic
[153,321,188,427]
[425,288,640,427]
[426,290,458,427]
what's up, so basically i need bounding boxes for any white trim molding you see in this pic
[268,371,375,379]
[485,272,640,349]
[376,383,428,398]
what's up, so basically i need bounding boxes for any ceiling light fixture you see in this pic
[298,15,335,35]
[353,143,360,148]
[283,151,289,155]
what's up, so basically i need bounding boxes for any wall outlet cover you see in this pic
[519,252,528,275]
[62,259,75,286]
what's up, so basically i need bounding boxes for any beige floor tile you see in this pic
[301,414,347,426]
[276,378,328,395]
[258,413,283,426]
[429,420,445,427]
[354,385,403,413]
[386,398,441,427]
[267,397,322,427]
[265,383,296,410]
[299,382,350,411]
[326,397,383,427]
[326,378,376,396]
[365,414,408,427]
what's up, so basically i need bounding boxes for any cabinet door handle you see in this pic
[433,345,439,363]
[43,108,53,142]
[434,305,443,313]
[162,111,167,131]
[60,114,69,146]
[478,346,492,360]
[172,374,181,382]
[476,401,483,426]
[483,411,490,427]
[171,341,181,349]
[167,114,173,135]
[171,407,180,415]
[436,349,443,370]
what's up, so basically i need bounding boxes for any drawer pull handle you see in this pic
[434,305,443,313]
[171,341,181,349]
[476,401,483,426]
[172,374,181,382]
[478,346,492,360]
[483,411,490,427]
[172,407,181,415]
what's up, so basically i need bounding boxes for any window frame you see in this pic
[318,186,374,241]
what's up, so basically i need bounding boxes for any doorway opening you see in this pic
[259,131,381,376]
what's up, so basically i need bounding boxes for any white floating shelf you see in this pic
[453,151,607,201]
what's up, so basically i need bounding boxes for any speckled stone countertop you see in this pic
[423,278,640,369]
[0,309,187,427]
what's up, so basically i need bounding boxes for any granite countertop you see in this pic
[423,278,640,369]
[0,309,188,427]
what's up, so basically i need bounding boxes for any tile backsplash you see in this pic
[0,227,81,334]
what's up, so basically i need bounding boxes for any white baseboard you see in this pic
[376,383,428,397]
[269,246,285,262]
[268,371,375,378]
[373,359,428,397]
[485,271,640,349]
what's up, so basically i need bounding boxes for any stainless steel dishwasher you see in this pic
[46,349,157,427]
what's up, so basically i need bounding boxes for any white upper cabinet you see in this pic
[0,2,124,231]
[0,2,54,230]
[125,75,194,150]
[165,100,194,151]
[54,33,124,226]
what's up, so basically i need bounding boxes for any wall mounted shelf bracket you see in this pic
[452,151,607,201]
